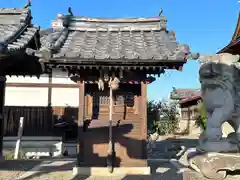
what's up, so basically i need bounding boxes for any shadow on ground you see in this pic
[1,138,240,179]
[0,159,43,174]
[0,158,185,180]
[71,160,184,180]
[149,137,199,160]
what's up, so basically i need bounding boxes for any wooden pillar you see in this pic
[47,74,53,132]
[0,76,6,160]
[140,81,147,159]
[85,95,93,119]
[47,74,52,107]
[77,80,85,166]
[186,107,191,134]
[107,86,114,173]
[134,95,140,114]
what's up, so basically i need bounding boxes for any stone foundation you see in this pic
[72,166,151,176]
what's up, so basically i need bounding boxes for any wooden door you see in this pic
[89,91,125,121]
[86,84,141,120]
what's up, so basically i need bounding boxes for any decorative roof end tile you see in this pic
[23,0,31,9]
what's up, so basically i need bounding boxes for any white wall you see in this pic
[52,77,76,84]
[52,88,79,107]
[5,87,48,106]
[5,74,79,107]
[51,68,75,85]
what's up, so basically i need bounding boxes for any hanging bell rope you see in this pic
[107,74,120,173]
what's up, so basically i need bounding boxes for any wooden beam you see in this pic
[77,80,85,166]
[0,76,6,160]
[140,81,147,159]
[6,82,79,88]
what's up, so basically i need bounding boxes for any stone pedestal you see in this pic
[186,53,240,180]
[187,150,240,180]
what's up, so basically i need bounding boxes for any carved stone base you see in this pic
[187,150,240,180]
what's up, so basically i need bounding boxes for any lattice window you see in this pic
[115,92,134,107]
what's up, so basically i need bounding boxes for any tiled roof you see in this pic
[0,8,40,56]
[170,88,201,100]
[38,11,197,65]
[39,28,53,37]
[170,88,202,104]
[53,30,188,61]
[180,95,201,104]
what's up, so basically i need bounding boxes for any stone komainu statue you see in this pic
[187,53,240,180]
[198,53,240,152]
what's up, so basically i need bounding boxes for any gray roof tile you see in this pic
[39,13,192,63]
[0,8,39,55]
[53,30,185,61]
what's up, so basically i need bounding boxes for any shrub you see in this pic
[195,101,207,130]
[148,100,179,135]
[3,149,26,160]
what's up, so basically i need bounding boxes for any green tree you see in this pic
[147,100,179,135]
[195,100,207,130]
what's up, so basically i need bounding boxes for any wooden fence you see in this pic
[3,106,78,137]
[2,93,136,137]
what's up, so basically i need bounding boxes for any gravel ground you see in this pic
[0,137,238,179]
[0,160,43,180]
[16,160,183,180]
[148,137,199,159]
[0,159,238,180]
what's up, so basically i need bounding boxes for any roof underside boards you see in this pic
[218,39,240,54]
[0,8,40,56]
[218,12,240,54]
[38,13,191,66]
[231,13,240,42]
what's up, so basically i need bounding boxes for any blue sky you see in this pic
[2,0,239,100]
